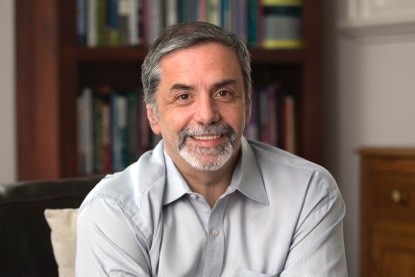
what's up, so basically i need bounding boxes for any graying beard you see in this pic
[176,123,236,171]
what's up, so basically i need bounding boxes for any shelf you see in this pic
[77,46,148,62]
[77,46,305,64]
[250,48,305,64]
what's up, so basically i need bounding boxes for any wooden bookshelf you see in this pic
[16,0,323,180]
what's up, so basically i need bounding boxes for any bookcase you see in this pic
[16,0,323,180]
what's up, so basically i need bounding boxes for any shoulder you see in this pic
[247,139,340,197]
[79,145,167,239]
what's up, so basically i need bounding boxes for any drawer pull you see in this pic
[391,190,406,204]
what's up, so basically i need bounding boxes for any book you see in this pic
[244,86,259,141]
[258,83,279,146]
[93,85,112,174]
[110,91,129,172]
[76,0,87,46]
[126,90,140,163]
[128,0,140,45]
[261,0,302,49]
[232,0,247,41]
[87,0,98,47]
[282,94,296,153]
[106,0,119,46]
[118,0,129,45]
[247,0,260,47]
[207,0,221,26]
[145,0,163,44]
[96,0,107,46]
[165,0,178,26]
[77,87,94,175]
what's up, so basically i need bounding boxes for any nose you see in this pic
[194,95,220,125]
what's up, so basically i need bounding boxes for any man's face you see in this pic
[147,42,249,172]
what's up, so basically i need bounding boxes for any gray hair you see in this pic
[141,21,252,117]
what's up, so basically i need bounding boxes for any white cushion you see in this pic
[44,208,78,277]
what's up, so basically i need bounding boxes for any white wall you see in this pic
[0,0,16,183]
[324,1,415,276]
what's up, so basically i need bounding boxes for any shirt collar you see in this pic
[162,150,190,205]
[161,136,269,206]
[230,137,269,205]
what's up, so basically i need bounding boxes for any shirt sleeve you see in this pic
[76,197,152,276]
[280,170,348,277]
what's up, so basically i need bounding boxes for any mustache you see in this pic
[177,123,236,150]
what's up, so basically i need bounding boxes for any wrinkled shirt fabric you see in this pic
[76,137,348,276]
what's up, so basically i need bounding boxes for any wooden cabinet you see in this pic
[359,148,415,277]
[16,0,323,180]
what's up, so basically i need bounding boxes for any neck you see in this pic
[177,152,239,208]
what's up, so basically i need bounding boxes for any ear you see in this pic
[245,111,251,127]
[146,104,161,135]
[244,103,252,127]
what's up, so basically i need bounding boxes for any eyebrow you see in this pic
[169,79,237,93]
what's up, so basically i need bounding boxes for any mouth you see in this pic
[177,123,236,151]
[192,134,221,140]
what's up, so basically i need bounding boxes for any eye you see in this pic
[178,94,190,100]
[218,90,230,97]
[173,93,193,105]
[215,89,235,101]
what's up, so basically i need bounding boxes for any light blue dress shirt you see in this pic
[76,137,348,276]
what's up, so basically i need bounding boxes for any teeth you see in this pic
[193,135,220,140]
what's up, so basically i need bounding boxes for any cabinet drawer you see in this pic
[371,175,415,221]
[371,230,415,277]
[370,156,415,175]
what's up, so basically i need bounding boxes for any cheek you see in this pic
[158,117,184,139]
[228,106,247,128]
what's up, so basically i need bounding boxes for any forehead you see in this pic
[158,43,243,85]
[160,42,239,67]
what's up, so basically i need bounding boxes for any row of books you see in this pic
[244,82,296,153]
[77,0,302,49]
[77,86,159,176]
[77,82,296,175]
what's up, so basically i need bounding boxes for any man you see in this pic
[76,22,348,276]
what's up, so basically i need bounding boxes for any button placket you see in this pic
[203,198,227,277]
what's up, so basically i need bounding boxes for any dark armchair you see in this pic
[0,175,102,277]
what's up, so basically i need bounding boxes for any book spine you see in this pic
[101,100,112,173]
[106,0,119,46]
[77,87,94,175]
[127,90,140,163]
[146,0,162,44]
[87,0,98,47]
[283,94,296,153]
[261,0,302,49]
[247,0,258,47]
[207,0,220,26]
[117,0,129,45]
[244,86,259,141]
[109,91,131,172]
[197,0,207,22]
[77,0,87,46]
[96,0,107,46]
[128,0,140,45]
[92,92,103,173]
[165,0,178,26]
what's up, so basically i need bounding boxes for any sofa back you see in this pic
[0,175,102,277]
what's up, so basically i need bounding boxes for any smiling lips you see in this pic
[192,134,221,140]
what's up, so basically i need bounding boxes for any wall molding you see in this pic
[338,0,415,37]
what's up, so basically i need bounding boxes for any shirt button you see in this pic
[211,230,219,237]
